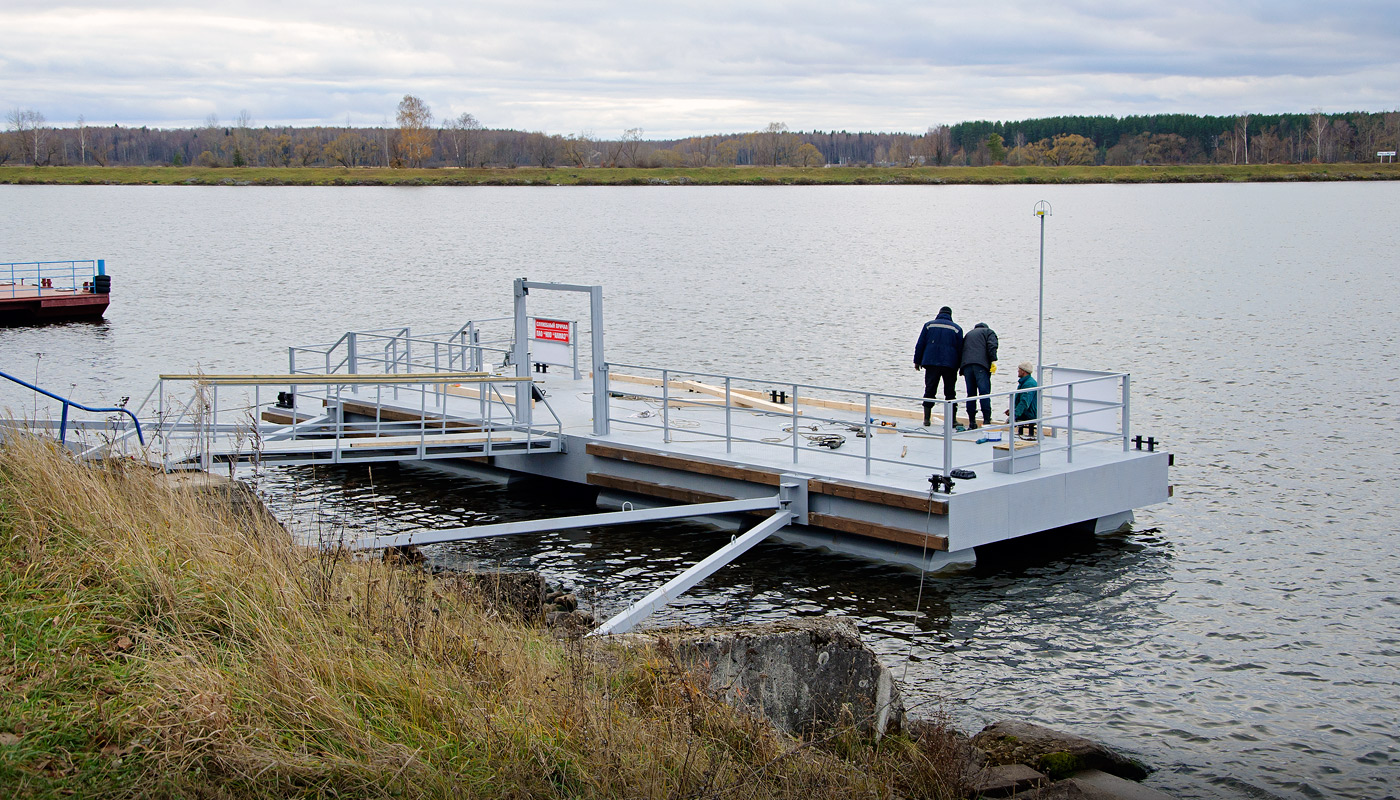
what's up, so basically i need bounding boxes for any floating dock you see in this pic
[0,260,110,324]
[29,279,1171,634]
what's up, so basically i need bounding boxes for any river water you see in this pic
[2,183,1397,799]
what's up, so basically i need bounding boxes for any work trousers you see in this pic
[961,364,991,423]
[922,366,958,417]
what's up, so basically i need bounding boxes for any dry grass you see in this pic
[0,434,965,799]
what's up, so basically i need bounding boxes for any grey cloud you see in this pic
[0,1,1395,136]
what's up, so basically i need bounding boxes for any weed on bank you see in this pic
[0,435,963,799]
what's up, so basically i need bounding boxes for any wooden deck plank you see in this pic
[806,513,948,551]
[586,473,740,506]
[586,442,782,485]
[808,478,948,515]
[605,372,799,415]
[337,399,483,428]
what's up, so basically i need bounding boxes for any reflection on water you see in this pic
[4,183,1399,799]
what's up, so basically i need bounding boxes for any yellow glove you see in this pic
[990,362,997,374]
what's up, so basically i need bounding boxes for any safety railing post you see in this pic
[212,384,219,469]
[1066,383,1075,463]
[725,377,733,454]
[662,369,671,443]
[790,383,799,464]
[59,403,70,444]
[347,332,359,379]
[571,320,581,380]
[942,399,953,476]
[1122,374,1131,451]
[864,393,872,475]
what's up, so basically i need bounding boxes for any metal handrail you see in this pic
[603,361,1129,476]
[0,369,144,445]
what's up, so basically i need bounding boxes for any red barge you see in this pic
[0,260,110,324]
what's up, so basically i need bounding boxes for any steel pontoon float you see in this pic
[24,279,1171,634]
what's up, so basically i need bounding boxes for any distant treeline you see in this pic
[5,106,1397,169]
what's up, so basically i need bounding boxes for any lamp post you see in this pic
[1033,201,1052,379]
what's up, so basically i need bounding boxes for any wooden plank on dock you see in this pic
[606,372,798,415]
[807,513,948,551]
[159,372,503,385]
[586,473,740,506]
[809,478,947,515]
[338,399,482,428]
[730,388,923,421]
[586,442,782,485]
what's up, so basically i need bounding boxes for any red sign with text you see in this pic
[533,318,571,344]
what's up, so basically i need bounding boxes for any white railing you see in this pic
[289,322,516,380]
[602,362,1132,477]
[143,372,561,471]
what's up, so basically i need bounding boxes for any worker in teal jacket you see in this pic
[1006,361,1039,436]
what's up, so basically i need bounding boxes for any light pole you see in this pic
[1033,201,1052,378]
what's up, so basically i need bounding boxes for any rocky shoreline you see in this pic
[435,560,1173,800]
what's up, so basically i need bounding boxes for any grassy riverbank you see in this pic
[2,163,1398,186]
[0,436,961,799]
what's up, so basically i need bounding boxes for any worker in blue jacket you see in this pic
[913,306,963,427]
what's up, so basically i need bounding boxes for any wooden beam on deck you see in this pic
[806,513,948,551]
[586,442,783,485]
[587,473,742,506]
[338,399,481,429]
[809,478,947,515]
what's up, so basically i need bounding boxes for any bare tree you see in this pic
[443,112,483,167]
[561,132,595,167]
[76,114,87,165]
[1234,114,1251,164]
[607,127,643,167]
[7,109,46,165]
[1310,108,1328,162]
[528,132,561,167]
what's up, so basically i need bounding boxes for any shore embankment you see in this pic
[0,436,966,799]
[2,163,1398,187]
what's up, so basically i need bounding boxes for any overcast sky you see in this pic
[2,1,1397,138]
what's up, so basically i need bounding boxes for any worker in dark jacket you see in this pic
[913,306,963,427]
[1005,361,1039,437]
[960,322,998,430]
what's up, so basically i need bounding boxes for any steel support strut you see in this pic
[351,495,782,551]
[590,508,794,636]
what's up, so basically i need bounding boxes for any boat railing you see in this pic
[0,368,144,448]
[0,260,105,298]
[602,362,1131,477]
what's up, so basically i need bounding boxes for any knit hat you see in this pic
[939,306,953,315]
[1018,362,1034,373]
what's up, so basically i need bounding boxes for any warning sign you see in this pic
[533,318,571,344]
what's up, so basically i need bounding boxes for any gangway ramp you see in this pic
[149,372,563,470]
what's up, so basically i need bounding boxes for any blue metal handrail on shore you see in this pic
[0,369,144,446]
